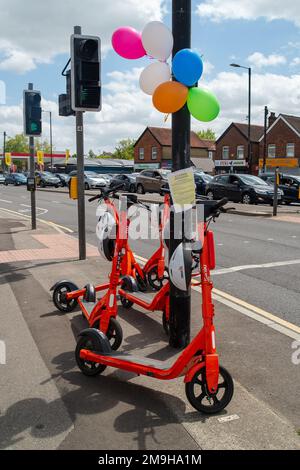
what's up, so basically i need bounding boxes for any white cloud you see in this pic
[247,52,286,69]
[0,0,165,74]
[197,71,300,136]
[196,1,300,27]
[290,57,300,67]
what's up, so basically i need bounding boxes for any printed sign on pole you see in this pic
[167,167,196,212]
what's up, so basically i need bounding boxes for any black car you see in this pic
[260,173,300,205]
[4,173,27,186]
[206,174,283,205]
[109,174,137,192]
[194,173,213,196]
[55,173,69,187]
[35,171,61,188]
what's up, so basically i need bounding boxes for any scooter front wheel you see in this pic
[93,317,123,351]
[120,296,134,309]
[52,283,78,313]
[185,365,234,414]
[75,335,107,376]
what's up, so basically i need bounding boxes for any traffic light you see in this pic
[71,34,101,111]
[59,70,75,117]
[23,90,42,136]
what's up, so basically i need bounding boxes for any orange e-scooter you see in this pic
[75,198,234,414]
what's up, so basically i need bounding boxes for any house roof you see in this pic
[258,113,300,142]
[135,127,213,149]
[216,122,264,144]
[280,114,300,134]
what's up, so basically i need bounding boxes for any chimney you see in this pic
[268,112,277,128]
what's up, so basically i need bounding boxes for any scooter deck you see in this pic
[122,290,156,303]
[81,301,96,316]
[90,351,172,370]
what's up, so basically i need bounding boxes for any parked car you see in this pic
[109,174,137,192]
[4,173,27,186]
[206,173,283,205]
[136,169,171,194]
[35,171,61,188]
[67,171,106,190]
[55,173,69,187]
[194,173,213,196]
[0,173,6,184]
[260,172,300,204]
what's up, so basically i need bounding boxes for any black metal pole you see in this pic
[248,67,252,174]
[263,106,268,173]
[2,131,6,171]
[169,0,191,349]
[74,25,86,260]
[273,167,279,217]
[50,111,53,172]
[28,83,37,230]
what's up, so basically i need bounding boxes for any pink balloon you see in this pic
[112,27,146,60]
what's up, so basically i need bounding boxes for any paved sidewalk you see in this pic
[0,212,299,450]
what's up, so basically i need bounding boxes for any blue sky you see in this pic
[0,0,300,152]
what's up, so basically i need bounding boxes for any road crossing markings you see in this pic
[0,199,12,204]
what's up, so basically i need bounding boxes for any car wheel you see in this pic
[206,190,214,200]
[242,192,253,205]
[137,184,144,194]
[129,184,135,193]
[84,182,90,190]
[40,181,45,188]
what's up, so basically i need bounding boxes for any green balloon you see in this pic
[187,87,220,122]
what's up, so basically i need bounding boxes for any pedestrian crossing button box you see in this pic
[27,177,36,192]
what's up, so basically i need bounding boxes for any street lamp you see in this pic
[230,63,252,173]
[42,110,53,171]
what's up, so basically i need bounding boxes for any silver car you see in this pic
[67,171,107,190]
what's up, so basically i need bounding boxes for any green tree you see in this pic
[88,149,96,159]
[35,139,53,153]
[196,129,216,141]
[5,134,29,153]
[113,138,135,160]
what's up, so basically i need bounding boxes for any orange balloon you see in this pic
[153,81,188,114]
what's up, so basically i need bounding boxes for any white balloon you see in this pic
[142,21,174,61]
[139,62,171,95]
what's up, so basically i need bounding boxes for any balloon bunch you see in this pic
[112,21,220,122]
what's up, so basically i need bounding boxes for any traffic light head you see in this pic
[71,34,101,112]
[23,90,42,136]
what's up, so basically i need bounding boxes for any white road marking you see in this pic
[243,240,250,244]
[20,204,48,216]
[0,199,12,204]
[0,207,73,234]
[218,415,240,423]
[291,235,297,238]
[212,258,300,276]
[51,201,60,204]
[267,238,274,241]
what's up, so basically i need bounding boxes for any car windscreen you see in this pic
[239,175,268,186]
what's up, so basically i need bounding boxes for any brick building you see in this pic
[215,122,264,174]
[258,113,300,174]
[134,127,215,172]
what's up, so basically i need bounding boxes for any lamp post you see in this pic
[2,131,6,171]
[42,110,53,171]
[230,63,252,173]
[263,106,269,173]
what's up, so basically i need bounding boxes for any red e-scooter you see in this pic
[75,198,234,414]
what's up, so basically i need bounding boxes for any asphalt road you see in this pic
[1,184,299,327]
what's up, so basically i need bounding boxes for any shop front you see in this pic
[214,159,248,174]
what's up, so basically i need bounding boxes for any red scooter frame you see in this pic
[75,198,234,414]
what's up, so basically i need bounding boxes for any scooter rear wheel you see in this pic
[147,266,169,291]
[120,296,134,309]
[75,335,107,376]
[53,283,78,313]
[92,317,123,351]
[185,365,234,414]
